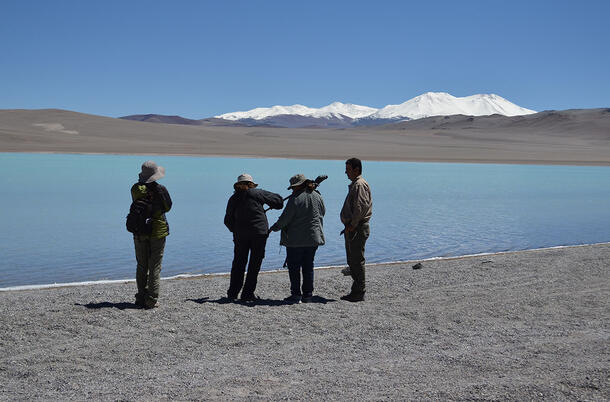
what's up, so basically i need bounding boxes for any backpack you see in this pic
[126,195,154,235]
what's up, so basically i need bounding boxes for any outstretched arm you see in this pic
[261,190,284,210]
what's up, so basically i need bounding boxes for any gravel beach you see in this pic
[1,243,608,401]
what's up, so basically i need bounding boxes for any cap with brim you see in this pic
[139,160,165,183]
[235,173,258,187]
[287,173,309,189]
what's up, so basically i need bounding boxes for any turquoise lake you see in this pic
[1,153,610,289]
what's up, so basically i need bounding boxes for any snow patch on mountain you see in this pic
[315,102,379,119]
[218,104,315,120]
[369,92,536,120]
[217,102,378,120]
[215,93,536,122]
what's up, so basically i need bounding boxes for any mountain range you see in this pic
[120,92,536,128]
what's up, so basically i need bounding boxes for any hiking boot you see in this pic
[301,295,313,303]
[240,294,260,304]
[340,293,365,302]
[221,296,238,303]
[341,267,351,276]
[284,294,302,304]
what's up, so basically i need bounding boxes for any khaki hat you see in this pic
[287,173,309,189]
[235,173,258,187]
[139,160,165,183]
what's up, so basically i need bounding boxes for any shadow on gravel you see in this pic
[186,295,336,307]
[302,296,337,305]
[75,302,142,310]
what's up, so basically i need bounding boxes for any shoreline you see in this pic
[3,150,610,166]
[3,108,610,166]
[3,241,608,292]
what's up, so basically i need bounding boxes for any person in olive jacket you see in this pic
[270,174,325,303]
[224,173,283,302]
[131,161,172,309]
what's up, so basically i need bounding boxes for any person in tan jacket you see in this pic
[340,157,372,302]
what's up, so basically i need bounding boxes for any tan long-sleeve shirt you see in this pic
[340,175,372,228]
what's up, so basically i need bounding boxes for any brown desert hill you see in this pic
[118,113,252,127]
[198,117,251,127]
[1,108,610,165]
[382,108,610,139]
[120,114,204,126]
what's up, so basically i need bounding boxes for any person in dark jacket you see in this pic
[131,161,173,309]
[270,174,325,303]
[224,173,283,302]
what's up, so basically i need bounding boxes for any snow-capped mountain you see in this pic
[369,92,536,120]
[217,101,378,120]
[214,93,535,128]
[316,102,379,119]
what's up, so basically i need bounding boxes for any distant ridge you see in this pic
[120,114,203,125]
[212,92,536,128]
[119,114,252,127]
[377,108,610,135]
[121,92,537,128]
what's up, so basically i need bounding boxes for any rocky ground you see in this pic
[1,244,608,401]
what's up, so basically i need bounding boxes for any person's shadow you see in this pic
[75,301,142,310]
[186,295,336,307]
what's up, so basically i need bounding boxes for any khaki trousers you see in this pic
[345,222,370,295]
[134,236,166,306]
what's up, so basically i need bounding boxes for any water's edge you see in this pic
[3,151,610,167]
[2,241,608,292]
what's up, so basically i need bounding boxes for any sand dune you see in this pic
[1,108,610,165]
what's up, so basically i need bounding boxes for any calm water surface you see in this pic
[1,153,609,288]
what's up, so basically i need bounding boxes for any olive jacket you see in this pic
[270,189,325,248]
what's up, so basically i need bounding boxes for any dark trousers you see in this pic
[286,246,318,297]
[228,233,268,299]
[345,222,370,295]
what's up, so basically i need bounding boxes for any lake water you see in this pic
[1,153,610,289]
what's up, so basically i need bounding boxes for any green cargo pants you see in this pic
[134,236,166,307]
[345,222,370,295]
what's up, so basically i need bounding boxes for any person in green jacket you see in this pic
[131,161,173,309]
[270,174,325,303]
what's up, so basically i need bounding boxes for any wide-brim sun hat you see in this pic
[235,173,258,187]
[287,173,309,189]
[139,160,165,183]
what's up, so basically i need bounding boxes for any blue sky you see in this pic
[1,0,609,118]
